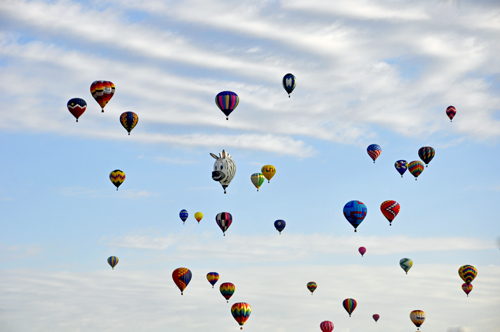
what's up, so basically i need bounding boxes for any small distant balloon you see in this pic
[307,281,317,294]
[458,265,477,284]
[195,212,203,223]
[410,310,425,330]
[231,302,251,330]
[342,298,357,317]
[90,80,115,112]
[462,283,473,297]
[380,200,400,226]
[220,282,235,303]
[120,111,138,135]
[207,272,219,288]
[251,173,265,191]
[400,258,413,274]
[282,73,296,98]
[107,256,118,270]
[358,246,366,257]
[320,321,334,332]
[274,219,286,234]
[408,161,424,180]
[372,314,380,323]
[172,267,192,295]
[343,200,367,232]
[367,144,382,163]
[215,91,239,120]
[109,170,125,190]
[395,160,407,177]
[216,212,233,236]
[446,105,456,122]
[179,209,188,224]
[261,165,276,183]
[418,147,435,167]
[67,98,87,122]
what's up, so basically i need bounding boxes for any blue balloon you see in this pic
[179,209,189,224]
[274,219,286,234]
[395,160,407,178]
[282,73,296,98]
[343,201,367,232]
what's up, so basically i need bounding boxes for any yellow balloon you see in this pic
[261,165,276,183]
[194,212,203,223]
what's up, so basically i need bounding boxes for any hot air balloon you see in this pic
[195,212,203,223]
[320,321,334,332]
[307,282,317,294]
[107,256,118,270]
[261,165,276,183]
[231,302,251,330]
[462,283,473,297]
[67,98,87,122]
[408,161,424,180]
[216,212,233,236]
[343,200,367,232]
[410,310,425,330]
[418,147,435,167]
[282,73,296,98]
[109,170,125,190]
[400,258,413,274]
[215,91,239,120]
[251,173,265,191]
[207,272,219,288]
[358,247,366,257]
[367,144,382,163]
[446,105,456,122]
[373,314,380,323]
[342,298,357,317]
[380,200,400,226]
[220,282,235,303]
[459,265,477,284]
[395,160,407,178]
[274,219,286,234]
[211,150,236,194]
[120,111,138,135]
[90,80,115,112]
[179,209,188,224]
[172,267,192,295]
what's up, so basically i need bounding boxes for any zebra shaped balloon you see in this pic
[211,150,236,194]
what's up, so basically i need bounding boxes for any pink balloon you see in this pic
[358,247,366,257]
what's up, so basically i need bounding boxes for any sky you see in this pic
[0,0,499,331]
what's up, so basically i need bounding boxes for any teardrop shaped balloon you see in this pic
[90,80,115,112]
[462,283,473,297]
[179,209,188,224]
[282,73,296,98]
[380,200,400,226]
[372,314,380,322]
[410,310,425,330]
[120,111,138,135]
[307,281,317,294]
[195,212,203,223]
[367,144,382,163]
[418,147,435,167]
[109,170,125,190]
[342,298,357,317]
[446,105,456,122]
[408,161,424,180]
[220,282,235,303]
[343,200,367,232]
[107,256,118,270]
[261,165,276,183]
[172,267,192,295]
[231,302,251,330]
[400,258,413,274]
[319,320,333,332]
[215,91,239,120]
[67,98,87,122]
[358,246,366,257]
[251,173,265,191]
[274,219,286,234]
[395,160,407,178]
[216,212,233,236]
[206,272,219,288]
[458,265,477,284]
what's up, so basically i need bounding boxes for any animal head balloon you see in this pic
[211,150,236,194]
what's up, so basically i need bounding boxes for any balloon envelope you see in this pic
[307,282,317,294]
[67,98,87,122]
[216,212,233,235]
[418,147,435,167]
[109,170,125,190]
[261,165,276,183]
[207,272,219,288]
[320,321,334,332]
[172,267,192,295]
[120,111,138,135]
[408,161,424,180]
[90,80,115,112]
[380,200,400,225]
[410,310,425,328]
[231,302,251,329]
[367,144,382,163]
[400,258,413,274]
[446,105,456,121]
[343,200,367,232]
[195,212,203,223]
[220,282,235,302]
[107,256,118,269]
[251,173,265,191]
[179,209,188,224]
[459,265,477,284]
[358,246,366,256]
[215,91,239,120]
[282,73,296,97]
[395,160,407,177]
[462,283,473,297]
[342,298,357,317]
[274,219,286,234]
[373,314,380,322]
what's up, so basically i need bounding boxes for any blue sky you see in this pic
[0,0,499,331]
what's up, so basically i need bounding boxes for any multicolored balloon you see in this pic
[358,246,366,257]
[67,98,87,122]
[216,212,233,236]
[410,310,425,330]
[220,282,235,303]
[462,283,473,297]
[343,200,367,232]
[107,256,118,270]
[400,258,413,274]
[459,265,477,284]
[261,165,276,183]
[195,212,203,223]
[274,219,286,234]
[90,80,115,112]
[319,320,333,332]
[215,91,239,120]
[172,267,192,295]
[231,302,251,330]
[282,73,296,98]
[395,160,407,178]
[179,209,188,224]
[206,272,219,288]
[446,105,456,122]
[120,111,139,135]
[408,161,424,180]
[372,314,380,323]
[418,147,435,167]
[109,170,125,190]
[367,144,382,163]
[307,281,317,294]
[342,298,357,317]
[251,173,265,191]
[380,200,400,226]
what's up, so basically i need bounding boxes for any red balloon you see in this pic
[358,247,366,257]
[373,314,380,322]
[320,320,334,332]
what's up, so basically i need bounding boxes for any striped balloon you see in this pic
[107,256,118,270]
[206,272,219,288]
[320,320,334,332]
[400,258,413,274]
[216,212,233,236]
[220,282,235,303]
[408,161,424,180]
[251,173,265,191]
[231,302,251,329]
[458,265,477,284]
[446,105,456,122]
[215,91,239,120]
[418,146,435,167]
[380,200,400,225]
[410,310,425,329]
[120,111,139,135]
[343,200,367,232]
[462,283,473,297]
[307,282,317,294]
[342,298,357,317]
[172,267,192,295]
[282,73,296,98]
[109,170,125,190]
[67,98,87,122]
[366,144,382,163]
[90,80,115,112]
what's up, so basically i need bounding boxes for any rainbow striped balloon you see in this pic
[109,170,125,190]
[220,282,235,303]
[172,267,192,295]
[215,91,239,120]
[90,80,115,112]
[408,161,424,180]
[343,298,357,317]
[307,281,317,294]
[231,302,251,329]
[320,320,334,332]
[206,272,219,288]
[107,256,118,270]
[458,265,477,284]
[418,146,435,167]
